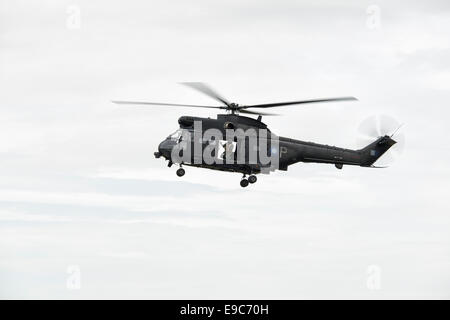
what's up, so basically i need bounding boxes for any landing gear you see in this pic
[248,175,257,184]
[176,168,185,177]
[240,178,249,188]
[240,173,256,188]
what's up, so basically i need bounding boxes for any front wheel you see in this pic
[176,168,185,177]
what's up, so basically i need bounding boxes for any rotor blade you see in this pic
[379,114,401,136]
[111,100,223,109]
[241,97,358,109]
[239,109,279,116]
[357,115,380,139]
[356,114,406,166]
[180,82,231,106]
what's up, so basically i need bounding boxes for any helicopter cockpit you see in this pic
[167,129,182,141]
[157,129,190,160]
[167,128,193,144]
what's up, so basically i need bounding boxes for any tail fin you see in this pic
[359,135,397,167]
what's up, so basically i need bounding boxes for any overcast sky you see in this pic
[1,0,449,299]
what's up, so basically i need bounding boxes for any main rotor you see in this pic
[112,82,357,116]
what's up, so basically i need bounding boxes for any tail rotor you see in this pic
[356,115,406,166]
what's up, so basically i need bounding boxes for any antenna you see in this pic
[390,123,404,137]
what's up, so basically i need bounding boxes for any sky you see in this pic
[0,0,449,299]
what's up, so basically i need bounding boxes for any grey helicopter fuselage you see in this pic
[155,113,397,175]
[113,82,398,186]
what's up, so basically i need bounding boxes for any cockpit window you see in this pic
[168,129,182,141]
[168,129,190,142]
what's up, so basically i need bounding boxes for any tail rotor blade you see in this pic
[379,114,400,136]
[357,115,380,140]
[392,131,406,154]
[356,114,406,165]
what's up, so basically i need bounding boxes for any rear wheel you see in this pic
[240,179,249,188]
[176,168,185,177]
[248,175,257,184]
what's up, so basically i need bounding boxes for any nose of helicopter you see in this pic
[156,139,175,159]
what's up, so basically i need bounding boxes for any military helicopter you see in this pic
[113,83,401,187]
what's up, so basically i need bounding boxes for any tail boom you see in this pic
[278,135,397,169]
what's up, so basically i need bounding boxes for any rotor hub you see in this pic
[227,103,240,114]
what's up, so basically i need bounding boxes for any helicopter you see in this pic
[113,83,400,187]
